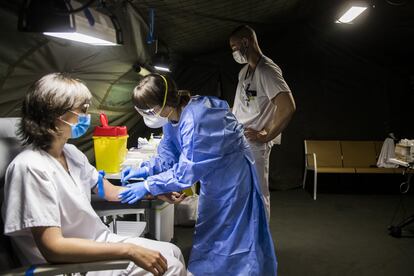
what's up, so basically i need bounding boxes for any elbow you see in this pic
[288,105,296,118]
[43,255,61,264]
[40,247,65,264]
[38,239,68,263]
[292,102,297,113]
[289,99,296,115]
[35,237,67,263]
[282,104,296,121]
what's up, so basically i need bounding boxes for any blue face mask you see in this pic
[60,111,91,139]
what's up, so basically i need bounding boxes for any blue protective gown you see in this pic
[142,96,277,275]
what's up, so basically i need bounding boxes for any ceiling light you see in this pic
[154,65,171,72]
[43,32,117,46]
[336,6,367,24]
[19,0,122,46]
[152,52,171,72]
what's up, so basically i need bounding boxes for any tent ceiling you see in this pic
[127,0,310,56]
[2,0,414,61]
[126,0,414,59]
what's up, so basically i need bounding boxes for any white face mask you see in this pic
[232,50,247,64]
[143,114,169,129]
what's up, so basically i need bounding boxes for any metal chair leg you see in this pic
[303,168,307,189]
[313,153,318,200]
[313,170,317,200]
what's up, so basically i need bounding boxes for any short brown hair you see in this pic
[19,73,92,150]
[229,25,256,40]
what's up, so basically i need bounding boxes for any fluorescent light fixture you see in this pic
[43,32,117,46]
[19,0,122,45]
[152,52,171,72]
[154,65,171,72]
[336,6,367,23]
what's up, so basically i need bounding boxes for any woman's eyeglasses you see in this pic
[134,106,160,117]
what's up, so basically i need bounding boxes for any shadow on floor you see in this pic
[175,185,414,275]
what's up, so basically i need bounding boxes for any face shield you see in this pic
[134,106,168,128]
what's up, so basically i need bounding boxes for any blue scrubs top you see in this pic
[142,96,277,275]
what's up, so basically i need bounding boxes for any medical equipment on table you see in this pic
[394,139,414,163]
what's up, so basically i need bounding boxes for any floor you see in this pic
[174,174,414,275]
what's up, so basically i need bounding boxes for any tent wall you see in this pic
[0,2,150,161]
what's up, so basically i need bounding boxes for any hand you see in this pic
[118,182,149,204]
[128,244,168,275]
[121,167,148,185]
[244,128,269,143]
[157,192,187,204]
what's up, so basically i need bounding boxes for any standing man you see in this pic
[229,25,296,221]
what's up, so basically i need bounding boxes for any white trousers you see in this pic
[87,236,188,276]
[248,141,272,222]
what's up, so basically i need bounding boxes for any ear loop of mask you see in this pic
[242,39,249,58]
[156,74,168,116]
[59,110,79,126]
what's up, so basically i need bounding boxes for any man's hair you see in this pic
[19,73,92,150]
[229,25,256,40]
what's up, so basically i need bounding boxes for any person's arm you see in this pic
[92,177,186,203]
[121,128,180,184]
[121,105,222,199]
[144,108,225,196]
[143,129,180,176]
[31,226,167,276]
[93,178,125,201]
[245,92,296,143]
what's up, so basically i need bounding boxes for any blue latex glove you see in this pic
[118,181,149,204]
[121,167,148,185]
[97,170,106,198]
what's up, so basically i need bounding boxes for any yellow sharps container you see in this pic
[93,113,128,173]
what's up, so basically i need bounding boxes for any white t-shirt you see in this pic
[233,55,291,146]
[1,144,115,265]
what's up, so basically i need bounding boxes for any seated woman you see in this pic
[1,73,187,276]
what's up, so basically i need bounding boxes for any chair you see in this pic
[303,140,399,200]
[92,194,149,237]
[0,118,130,275]
[303,140,353,200]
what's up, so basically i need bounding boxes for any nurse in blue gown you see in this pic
[119,74,277,275]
